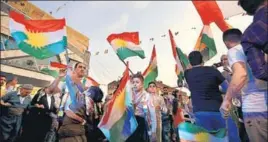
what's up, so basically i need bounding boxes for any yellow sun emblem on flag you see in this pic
[114,39,127,47]
[25,31,48,48]
[195,132,210,142]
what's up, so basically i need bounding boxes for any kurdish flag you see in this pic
[107,32,145,60]
[40,62,68,80]
[98,63,137,142]
[192,1,237,62]
[9,11,67,59]
[168,30,190,83]
[143,45,158,88]
[40,68,60,79]
[178,122,227,142]
[82,76,100,87]
[194,25,217,62]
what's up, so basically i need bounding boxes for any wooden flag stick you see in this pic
[119,58,134,75]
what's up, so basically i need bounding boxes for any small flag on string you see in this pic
[104,49,108,54]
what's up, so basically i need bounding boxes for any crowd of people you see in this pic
[0,0,267,142]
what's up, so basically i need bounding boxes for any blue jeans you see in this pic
[162,120,171,142]
[194,111,240,142]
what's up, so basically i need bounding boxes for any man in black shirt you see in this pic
[184,51,240,142]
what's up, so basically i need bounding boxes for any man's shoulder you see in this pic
[6,91,18,96]
[242,20,268,45]
[25,95,32,101]
[227,45,244,56]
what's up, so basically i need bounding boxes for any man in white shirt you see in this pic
[220,28,268,142]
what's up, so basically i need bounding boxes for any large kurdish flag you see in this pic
[143,45,158,88]
[98,63,137,142]
[194,25,217,62]
[178,122,227,142]
[168,30,190,83]
[107,32,145,60]
[9,11,67,59]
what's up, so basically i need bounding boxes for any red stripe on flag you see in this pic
[143,45,156,76]
[192,1,230,32]
[9,11,66,32]
[168,30,178,59]
[107,32,140,45]
[98,62,129,127]
[86,76,100,86]
[50,62,67,69]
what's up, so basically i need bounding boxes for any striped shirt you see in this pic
[241,6,268,81]
[228,45,267,118]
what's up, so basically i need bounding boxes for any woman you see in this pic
[147,81,168,142]
[126,73,157,142]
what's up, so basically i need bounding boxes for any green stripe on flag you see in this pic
[11,32,67,59]
[116,47,145,60]
[143,68,158,88]
[200,34,217,62]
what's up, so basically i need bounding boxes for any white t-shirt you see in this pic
[227,45,267,114]
[19,96,25,104]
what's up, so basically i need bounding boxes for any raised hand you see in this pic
[59,69,67,78]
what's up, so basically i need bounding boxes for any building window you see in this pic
[0,34,18,50]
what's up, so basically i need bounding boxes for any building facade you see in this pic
[0,1,90,94]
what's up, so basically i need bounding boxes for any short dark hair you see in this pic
[0,75,6,78]
[172,90,179,98]
[223,29,242,43]
[74,62,84,69]
[188,51,203,66]
[131,72,144,82]
[238,0,265,15]
[148,81,156,88]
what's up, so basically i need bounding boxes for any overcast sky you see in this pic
[31,1,252,88]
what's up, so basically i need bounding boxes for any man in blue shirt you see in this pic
[0,84,33,142]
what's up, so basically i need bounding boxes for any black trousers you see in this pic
[126,116,149,142]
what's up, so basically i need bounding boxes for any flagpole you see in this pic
[119,58,134,75]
